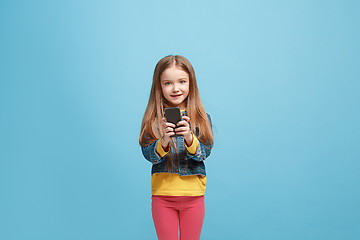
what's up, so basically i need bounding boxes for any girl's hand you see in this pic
[175,116,193,146]
[161,117,176,150]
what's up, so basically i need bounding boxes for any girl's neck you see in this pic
[164,103,187,111]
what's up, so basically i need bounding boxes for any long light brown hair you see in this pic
[139,55,213,150]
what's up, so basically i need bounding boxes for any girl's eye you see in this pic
[164,82,171,85]
[180,80,186,84]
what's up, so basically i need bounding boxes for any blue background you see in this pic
[1,0,359,239]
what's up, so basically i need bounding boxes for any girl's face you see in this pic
[160,66,190,109]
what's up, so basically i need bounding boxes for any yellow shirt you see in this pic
[152,111,206,196]
[152,173,207,196]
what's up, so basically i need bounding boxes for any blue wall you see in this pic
[1,0,359,239]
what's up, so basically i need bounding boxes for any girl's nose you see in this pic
[173,84,180,92]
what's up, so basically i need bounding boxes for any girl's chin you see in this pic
[164,97,187,108]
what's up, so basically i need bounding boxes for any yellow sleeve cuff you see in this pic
[156,138,169,158]
[185,133,199,155]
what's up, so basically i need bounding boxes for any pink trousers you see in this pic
[151,195,205,240]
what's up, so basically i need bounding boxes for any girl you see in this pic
[139,55,214,240]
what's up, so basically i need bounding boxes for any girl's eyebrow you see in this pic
[161,78,187,82]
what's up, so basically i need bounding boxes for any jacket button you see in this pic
[154,160,157,163]
[182,171,185,174]
[202,156,205,160]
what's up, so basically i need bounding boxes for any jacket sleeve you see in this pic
[184,113,213,162]
[141,139,168,164]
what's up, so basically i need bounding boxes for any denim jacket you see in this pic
[141,112,213,176]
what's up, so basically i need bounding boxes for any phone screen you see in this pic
[164,107,182,137]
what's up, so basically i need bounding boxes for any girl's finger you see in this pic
[175,127,189,133]
[165,122,176,128]
[182,116,190,122]
[177,120,188,127]
[166,131,175,136]
[165,127,175,132]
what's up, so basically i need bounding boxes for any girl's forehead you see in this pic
[161,66,189,80]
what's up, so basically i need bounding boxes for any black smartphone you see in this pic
[164,107,182,137]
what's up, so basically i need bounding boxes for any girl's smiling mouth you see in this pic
[171,94,182,98]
